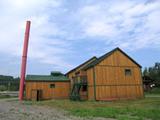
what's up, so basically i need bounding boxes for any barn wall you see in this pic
[87,50,143,100]
[67,59,96,96]
[98,50,138,67]
[68,60,92,77]
[67,57,97,80]
[86,68,95,100]
[68,72,75,80]
[25,81,70,100]
[68,72,75,90]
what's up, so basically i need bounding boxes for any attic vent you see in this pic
[51,71,63,76]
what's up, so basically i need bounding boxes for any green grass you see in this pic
[0,94,14,99]
[23,96,160,120]
[145,87,160,98]
[145,87,160,94]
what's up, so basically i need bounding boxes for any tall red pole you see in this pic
[19,21,31,101]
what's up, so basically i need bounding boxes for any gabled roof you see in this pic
[26,72,70,82]
[83,47,142,70]
[65,56,97,75]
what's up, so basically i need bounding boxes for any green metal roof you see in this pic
[26,72,70,82]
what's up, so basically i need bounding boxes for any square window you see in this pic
[125,69,132,76]
[50,84,55,88]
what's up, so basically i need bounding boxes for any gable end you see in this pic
[83,47,141,70]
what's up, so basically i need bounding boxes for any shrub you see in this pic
[0,85,7,91]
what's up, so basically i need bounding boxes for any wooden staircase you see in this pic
[70,76,87,101]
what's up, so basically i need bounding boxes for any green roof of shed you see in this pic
[26,72,70,82]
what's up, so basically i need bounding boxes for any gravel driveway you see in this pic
[0,98,81,120]
[0,98,114,120]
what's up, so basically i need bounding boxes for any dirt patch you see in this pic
[0,98,114,120]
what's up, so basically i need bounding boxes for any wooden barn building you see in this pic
[66,47,144,101]
[25,71,70,100]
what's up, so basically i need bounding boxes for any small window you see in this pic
[50,84,55,88]
[125,69,132,76]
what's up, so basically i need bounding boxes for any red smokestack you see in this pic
[19,21,31,101]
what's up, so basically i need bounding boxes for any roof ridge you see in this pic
[83,47,141,70]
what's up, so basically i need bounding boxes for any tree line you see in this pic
[143,62,160,87]
[0,75,20,91]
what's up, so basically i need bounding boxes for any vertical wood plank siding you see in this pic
[25,81,70,100]
[87,50,144,100]
[86,68,95,100]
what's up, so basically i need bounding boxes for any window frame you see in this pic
[50,84,55,88]
[125,69,132,76]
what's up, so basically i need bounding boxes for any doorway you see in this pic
[31,89,42,101]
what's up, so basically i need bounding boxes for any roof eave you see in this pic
[25,80,70,82]
[65,56,97,75]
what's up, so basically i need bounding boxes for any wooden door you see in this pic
[31,90,37,101]
[31,89,43,101]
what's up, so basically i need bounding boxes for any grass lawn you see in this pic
[24,95,160,120]
[0,94,14,99]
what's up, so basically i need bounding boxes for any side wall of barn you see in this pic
[87,50,144,100]
[25,81,70,100]
[86,68,95,100]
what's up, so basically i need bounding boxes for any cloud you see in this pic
[77,0,160,50]
[0,0,73,71]
[0,0,160,76]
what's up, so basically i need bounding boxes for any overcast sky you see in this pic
[0,0,160,77]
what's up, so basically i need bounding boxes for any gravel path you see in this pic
[0,98,114,120]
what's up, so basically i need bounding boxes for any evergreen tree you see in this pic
[143,62,160,87]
